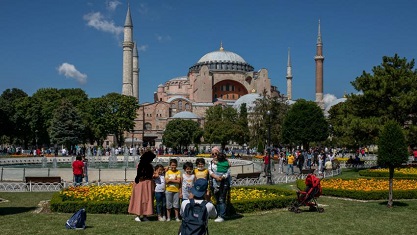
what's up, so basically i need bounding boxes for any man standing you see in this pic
[72,156,84,186]
[287,153,295,175]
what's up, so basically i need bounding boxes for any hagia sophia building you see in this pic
[117,6,325,148]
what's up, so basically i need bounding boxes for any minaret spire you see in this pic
[133,42,139,102]
[314,19,325,109]
[122,4,134,97]
[286,48,293,100]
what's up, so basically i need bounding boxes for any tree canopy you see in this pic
[281,99,328,149]
[163,119,203,150]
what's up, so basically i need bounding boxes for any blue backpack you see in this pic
[66,208,87,230]
[179,199,209,235]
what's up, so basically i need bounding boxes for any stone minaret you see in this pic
[286,48,293,100]
[133,42,139,102]
[122,5,134,97]
[314,19,324,108]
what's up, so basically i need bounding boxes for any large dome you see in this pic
[198,50,246,63]
[232,93,262,111]
[189,44,254,73]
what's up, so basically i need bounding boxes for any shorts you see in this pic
[165,191,179,209]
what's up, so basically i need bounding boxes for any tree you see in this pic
[163,119,203,151]
[49,99,85,150]
[203,105,240,150]
[281,99,328,149]
[235,103,250,146]
[377,120,409,207]
[0,88,28,143]
[347,54,417,146]
[249,92,288,150]
[102,93,139,147]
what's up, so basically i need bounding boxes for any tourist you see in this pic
[263,150,270,176]
[297,151,305,173]
[209,147,230,222]
[82,155,88,184]
[165,158,181,222]
[278,152,284,174]
[72,155,84,186]
[179,178,217,235]
[287,152,295,175]
[128,151,156,222]
[181,161,195,201]
[153,164,166,222]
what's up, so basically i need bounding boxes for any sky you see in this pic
[1,0,416,105]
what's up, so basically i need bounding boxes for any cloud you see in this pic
[57,63,87,84]
[138,45,148,52]
[156,34,172,42]
[106,0,121,11]
[323,93,337,109]
[83,12,123,37]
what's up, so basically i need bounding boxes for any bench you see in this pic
[300,169,315,174]
[25,176,62,184]
[236,172,261,179]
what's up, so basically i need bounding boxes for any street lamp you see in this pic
[266,110,273,185]
[131,129,134,148]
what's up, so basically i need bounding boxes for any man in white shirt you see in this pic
[179,178,217,235]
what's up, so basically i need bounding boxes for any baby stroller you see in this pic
[288,174,324,213]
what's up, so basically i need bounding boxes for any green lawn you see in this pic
[1,174,417,235]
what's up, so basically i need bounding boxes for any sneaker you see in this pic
[162,216,166,221]
[214,217,224,222]
[134,216,141,222]
[175,217,181,222]
[158,216,165,222]
[166,218,171,222]
[142,217,149,222]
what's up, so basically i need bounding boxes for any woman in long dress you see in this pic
[128,151,156,222]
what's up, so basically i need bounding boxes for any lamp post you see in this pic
[131,129,134,148]
[266,110,273,185]
[35,130,38,149]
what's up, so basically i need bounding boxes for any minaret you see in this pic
[122,5,134,97]
[133,42,139,102]
[286,48,293,100]
[314,19,324,108]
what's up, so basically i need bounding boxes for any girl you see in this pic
[165,159,181,222]
[153,164,166,221]
[194,158,210,201]
[181,162,195,201]
[128,151,155,222]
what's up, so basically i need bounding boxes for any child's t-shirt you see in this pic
[194,169,209,180]
[181,173,195,200]
[165,169,181,193]
[154,175,165,193]
[217,160,229,173]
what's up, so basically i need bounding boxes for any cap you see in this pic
[191,178,208,198]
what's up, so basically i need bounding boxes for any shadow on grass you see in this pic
[0,206,37,215]
[225,213,244,221]
[378,201,409,207]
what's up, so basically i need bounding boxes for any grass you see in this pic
[2,171,417,235]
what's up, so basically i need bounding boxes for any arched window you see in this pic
[178,101,183,110]
[185,103,190,110]
[145,123,152,130]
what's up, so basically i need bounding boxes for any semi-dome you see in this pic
[232,93,262,111]
[172,111,200,119]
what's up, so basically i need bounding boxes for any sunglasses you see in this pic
[211,153,218,156]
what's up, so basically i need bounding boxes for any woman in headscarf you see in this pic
[128,150,156,222]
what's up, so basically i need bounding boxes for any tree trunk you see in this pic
[387,166,394,207]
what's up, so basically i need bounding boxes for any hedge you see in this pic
[50,186,296,214]
[358,169,417,179]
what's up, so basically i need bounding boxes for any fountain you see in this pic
[87,147,95,168]
[108,148,117,168]
[123,146,129,168]
[52,157,58,168]
[41,156,48,168]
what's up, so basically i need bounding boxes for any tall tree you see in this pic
[281,99,328,149]
[377,120,409,207]
[348,54,417,146]
[49,99,85,150]
[0,88,28,142]
[236,103,250,146]
[102,93,139,147]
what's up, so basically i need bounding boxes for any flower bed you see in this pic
[297,178,417,200]
[359,168,417,179]
[51,184,295,214]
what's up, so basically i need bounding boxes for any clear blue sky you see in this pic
[1,0,416,104]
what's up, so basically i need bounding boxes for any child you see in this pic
[181,162,195,201]
[165,159,181,222]
[209,153,231,194]
[153,164,166,221]
[194,158,210,201]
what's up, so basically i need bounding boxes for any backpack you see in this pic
[179,199,209,235]
[66,208,87,230]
